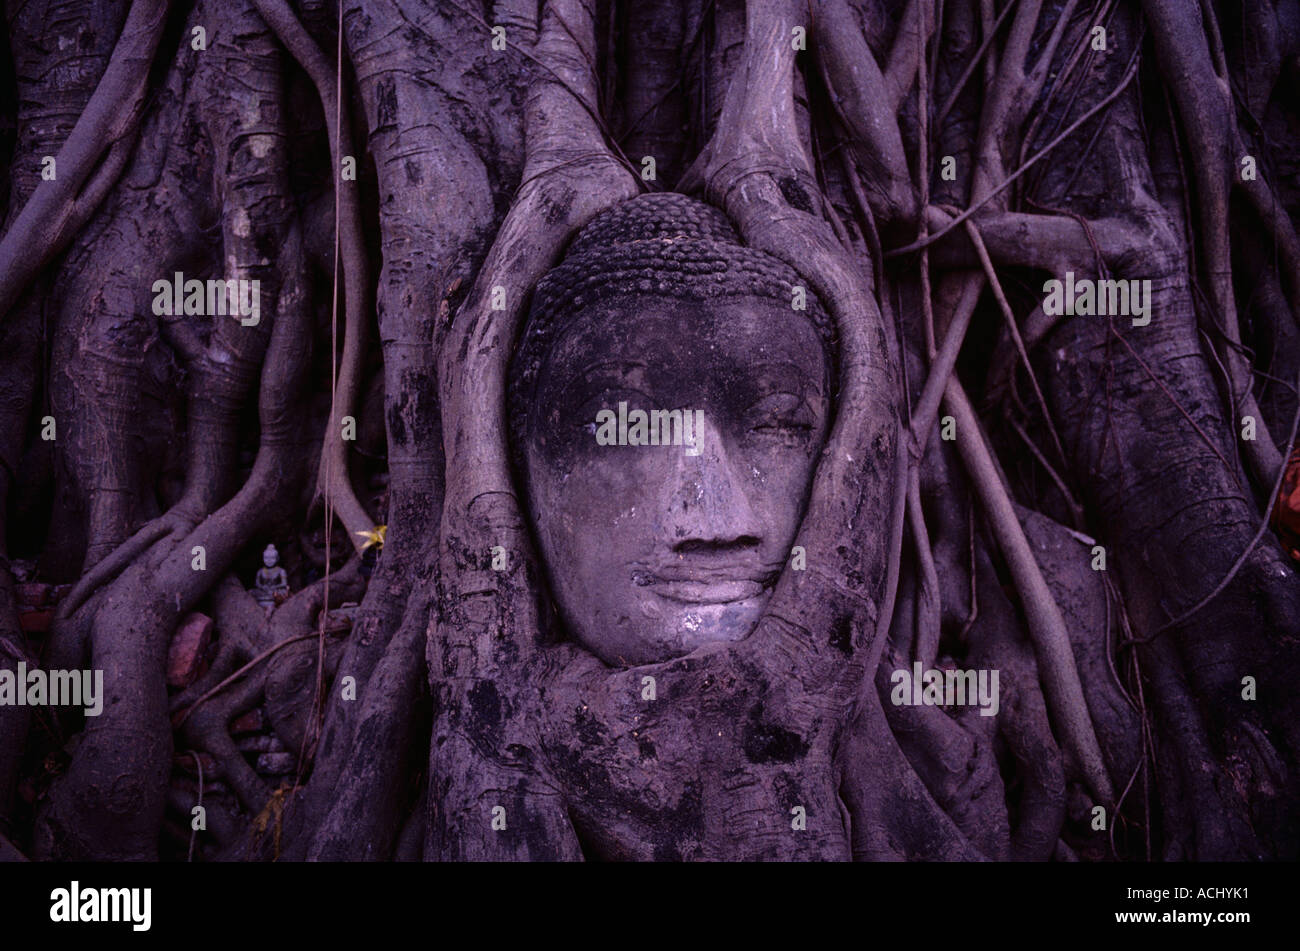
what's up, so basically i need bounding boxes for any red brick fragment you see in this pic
[19,609,52,633]
[167,612,214,688]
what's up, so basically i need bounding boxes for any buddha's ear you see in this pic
[428,0,638,862]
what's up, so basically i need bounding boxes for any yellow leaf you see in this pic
[355,524,386,551]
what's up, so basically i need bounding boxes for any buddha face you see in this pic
[521,295,832,666]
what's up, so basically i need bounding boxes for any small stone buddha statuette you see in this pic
[253,543,290,613]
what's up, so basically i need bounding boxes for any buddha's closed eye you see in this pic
[746,393,817,444]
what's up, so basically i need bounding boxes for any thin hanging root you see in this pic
[912,273,984,449]
[944,378,1114,804]
[252,0,372,551]
[874,423,911,677]
[1008,416,1084,528]
[893,270,982,672]
[907,467,941,666]
[964,219,1069,470]
[0,0,170,319]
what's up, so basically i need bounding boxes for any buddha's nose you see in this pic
[665,415,762,552]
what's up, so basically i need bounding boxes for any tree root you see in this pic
[0,0,171,319]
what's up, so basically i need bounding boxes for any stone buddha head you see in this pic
[510,193,836,667]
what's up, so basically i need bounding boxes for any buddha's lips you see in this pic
[632,565,779,605]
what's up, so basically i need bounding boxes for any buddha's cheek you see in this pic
[741,454,819,547]
[528,453,663,629]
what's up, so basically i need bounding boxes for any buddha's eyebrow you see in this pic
[747,361,827,397]
[551,360,652,405]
